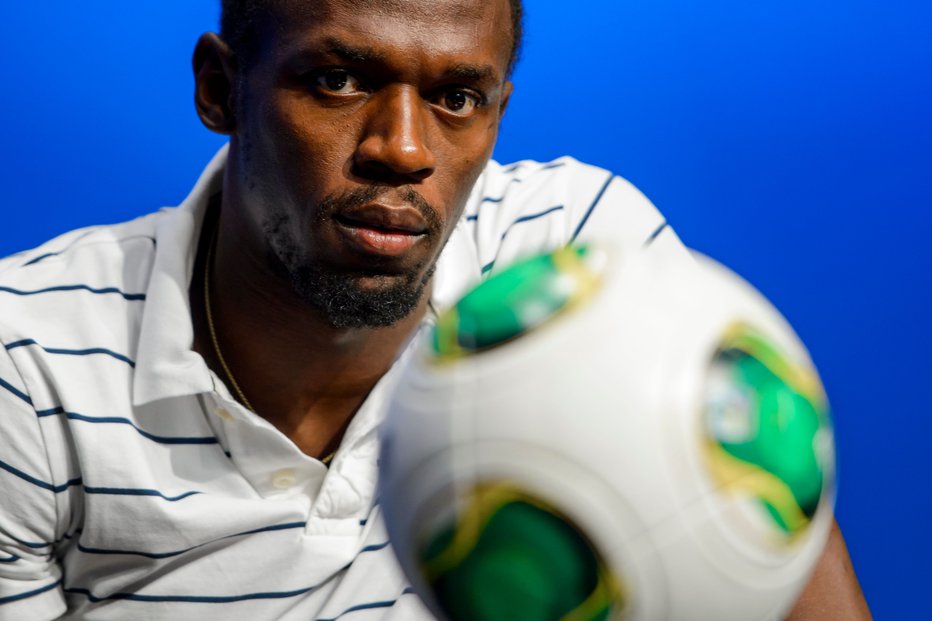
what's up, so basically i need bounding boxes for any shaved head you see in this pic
[220,0,524,75]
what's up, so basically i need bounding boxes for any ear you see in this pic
[498,81,513,120]
[193,33,237,135]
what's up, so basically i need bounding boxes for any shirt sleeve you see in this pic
[0,344,67,620]
[468,156,693,275]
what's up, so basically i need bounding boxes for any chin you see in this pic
[264,214,437,328]
[291,262,435,329]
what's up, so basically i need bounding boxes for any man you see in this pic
[0,0,869,618]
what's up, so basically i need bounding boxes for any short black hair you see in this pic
[220,0,524,76]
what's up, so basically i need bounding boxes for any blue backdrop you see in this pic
[1,2,929,617]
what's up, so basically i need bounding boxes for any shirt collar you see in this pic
[132,145,227,406]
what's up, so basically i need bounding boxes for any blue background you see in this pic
[1,1,929,616]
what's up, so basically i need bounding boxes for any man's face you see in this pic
[227,0,513,327]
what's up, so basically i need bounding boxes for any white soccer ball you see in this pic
[380,244,835,621]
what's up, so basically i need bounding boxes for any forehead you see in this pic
[260,0,513,77]
[314,0,494,22]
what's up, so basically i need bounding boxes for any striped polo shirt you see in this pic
[0,146,686,620]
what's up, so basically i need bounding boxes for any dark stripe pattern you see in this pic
[358,541,390,554]
[316,587,416,621]
[20,233,155,267]
[21,253,58,267]
[0,578,63,605]
[77,521,307,560]
[0,458,82,493]
[0,375,32,405]
[570,173,615,242]
[5,340,135,368]
[357,501,378,528]
[645,221,669,246]
[483,161,568,202]
[64,539,397,606]
[20,230,98,266]
[74,531,393,565]
[82,487,201,502]
[479,205,566,275]
[0,284,145,301]
[500,205,564,242]
[65,585,318,604]
[0,459,203,502]
[4,529,78,553]
[7,533,53,550]
[501,161,566,174]
[35,407,219,446]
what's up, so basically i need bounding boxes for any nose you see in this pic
[353,85,436,184]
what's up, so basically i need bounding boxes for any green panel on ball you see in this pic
[705,325,832,536]
[419,485,623,621]
[432,245,603,359]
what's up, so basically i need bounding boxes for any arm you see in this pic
[0,345,67,620]
[786,519,871,620]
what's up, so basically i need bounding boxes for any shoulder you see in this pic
[0,210,168,401]
[470,156,615,223]
[464,156,688,276]
[0,210,163,286]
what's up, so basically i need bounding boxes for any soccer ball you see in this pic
[380,244,835,621]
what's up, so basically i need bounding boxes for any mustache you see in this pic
[316,185,443,233]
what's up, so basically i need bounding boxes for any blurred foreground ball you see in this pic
[380,244,835,621]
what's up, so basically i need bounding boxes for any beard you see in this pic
[264,186,443,329]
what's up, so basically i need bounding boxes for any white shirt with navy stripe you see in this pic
[0,146,687,620]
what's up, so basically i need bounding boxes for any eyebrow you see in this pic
[320,37,498,82]
[446,63,498,84]
[322,37,386,64]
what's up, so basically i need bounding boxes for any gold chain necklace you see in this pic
[204,231,256,412]
[203,229,335,466]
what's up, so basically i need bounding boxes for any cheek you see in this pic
[438,127,498,205]
[255,98,359,198]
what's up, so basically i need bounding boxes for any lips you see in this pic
[333,203,428,257]
[336,204,428,234]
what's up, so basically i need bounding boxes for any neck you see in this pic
[191,197,430,460]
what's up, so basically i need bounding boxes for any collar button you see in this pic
[271,468,298,490]
[214,406,234,422]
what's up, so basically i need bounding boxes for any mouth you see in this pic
[333,203,429,258]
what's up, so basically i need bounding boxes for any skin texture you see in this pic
[786,521,872,620]
[192,0,512,459]
[191,0,869,617]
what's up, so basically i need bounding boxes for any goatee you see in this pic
[264,186,442,329]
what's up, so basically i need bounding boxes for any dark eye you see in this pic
[315,69,362,95]
[439,89,481,117]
